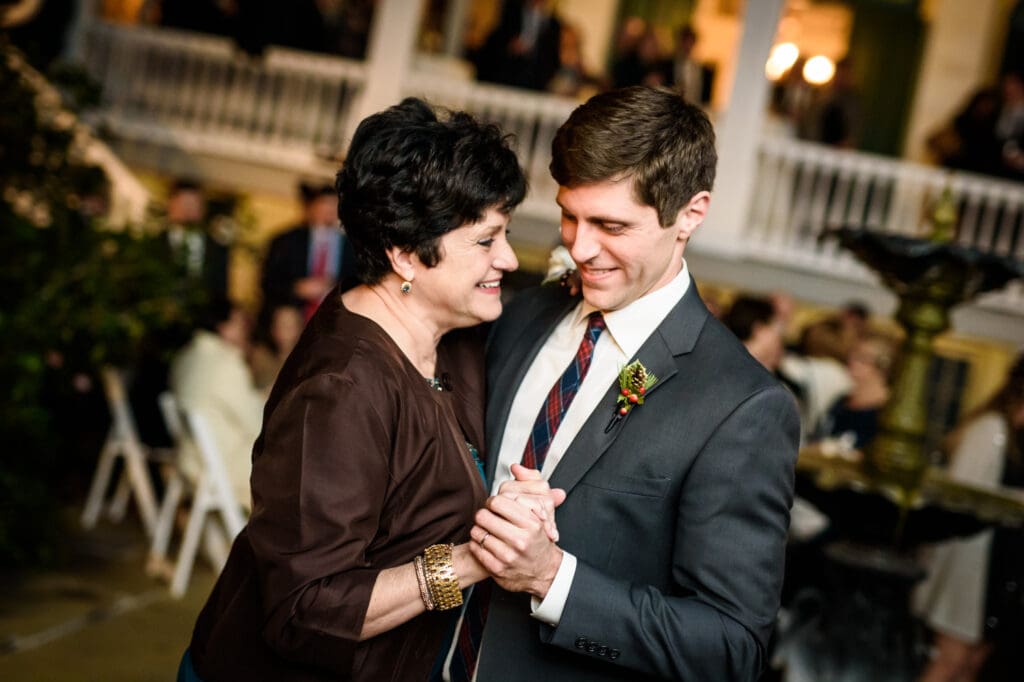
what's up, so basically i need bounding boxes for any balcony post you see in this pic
[697,0,785,257]
[442,0,470,58]
[346,0,427,143]
[65,0,99,62]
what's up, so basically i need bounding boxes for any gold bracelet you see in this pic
[423,543,463,611]
[413,555,434,611]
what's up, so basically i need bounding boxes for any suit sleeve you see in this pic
[542,384,799,680]
[246,370,393,674]
[261,232,299,309]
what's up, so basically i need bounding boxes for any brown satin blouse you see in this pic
[189,293,488,681]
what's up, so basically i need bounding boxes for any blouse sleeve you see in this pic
[246,367,395,674]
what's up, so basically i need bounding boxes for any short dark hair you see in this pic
[197,295,235,333]
[336,98,527,284]
[298,180,335,204]
[169,178,202,196]
[550,86,716,227]
[722,295,775,343]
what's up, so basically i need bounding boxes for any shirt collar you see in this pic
[574,259,691,358]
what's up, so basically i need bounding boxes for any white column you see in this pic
[902,0,1009,162]
[697,0,785,257]
[442,0,470,57]
[64,0,99,62]
[346,0,426,143]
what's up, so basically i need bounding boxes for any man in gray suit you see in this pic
[449,87,799,681]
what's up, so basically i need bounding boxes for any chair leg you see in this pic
[201,522,230,570]
[123,439,159,536]
[107,472,131,523]
[171,483,210,598]
[147,474,184,578]
[81,435,118,529]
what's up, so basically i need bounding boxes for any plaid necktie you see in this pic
[448,312,606,681]
[521,312,606,472]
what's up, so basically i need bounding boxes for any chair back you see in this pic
[181,407,247,539]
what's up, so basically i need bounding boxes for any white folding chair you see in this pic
[80,367,160,537]
[169,406,248,598]
[146,391,189,579]
[148,392,233,582]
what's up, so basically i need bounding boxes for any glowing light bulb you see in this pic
[765,42,799,81]
[803,55,836,85]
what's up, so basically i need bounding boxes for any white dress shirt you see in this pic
[443,261,691,680]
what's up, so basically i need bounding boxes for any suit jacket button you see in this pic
[586,642,598,653]
[574,637,588,649]
[608,649,621,660]
[596,646,608,657]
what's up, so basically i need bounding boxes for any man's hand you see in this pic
[468,464,567,599]
[293,275,334,301]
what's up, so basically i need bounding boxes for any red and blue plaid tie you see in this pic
[448,312,606,681]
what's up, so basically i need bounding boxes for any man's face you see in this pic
[557,179,701,312]
[307,195,339,227]
[167,189,205,224]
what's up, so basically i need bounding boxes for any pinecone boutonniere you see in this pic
[606,360,657,432]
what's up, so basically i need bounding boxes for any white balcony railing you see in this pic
[744,138,1024,312]
[81,21,366,169]
[78,19,1024,316]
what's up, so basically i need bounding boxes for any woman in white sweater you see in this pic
[914,354,1024,682]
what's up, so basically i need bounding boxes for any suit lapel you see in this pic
[484,291,577,484]
[548,280,709,496]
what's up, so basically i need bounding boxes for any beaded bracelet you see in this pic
[423,543,463,611]
[413,555,435,611]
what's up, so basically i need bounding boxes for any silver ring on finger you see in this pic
[479,532,490,547]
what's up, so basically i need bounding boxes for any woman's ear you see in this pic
[385,246,416,283]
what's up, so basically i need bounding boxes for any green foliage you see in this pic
[0,40,200,568]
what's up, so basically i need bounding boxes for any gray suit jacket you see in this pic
[477,281,799,681]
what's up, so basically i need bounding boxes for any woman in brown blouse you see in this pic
[180,98,528,681]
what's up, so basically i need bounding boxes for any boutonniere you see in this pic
[606,360,657,432]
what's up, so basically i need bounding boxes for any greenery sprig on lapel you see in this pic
[615,360,658,416]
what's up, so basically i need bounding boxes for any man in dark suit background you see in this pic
[445,87,799,681]
[164,179,229,302]
[260,181,357,325]
[471,0,562,92]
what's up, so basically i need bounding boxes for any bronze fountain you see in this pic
[782,195,1024,681]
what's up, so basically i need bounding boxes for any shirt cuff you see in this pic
[529,551,577,626]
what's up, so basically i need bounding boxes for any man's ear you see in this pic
[674,190,711,242]
[385,246,416,283]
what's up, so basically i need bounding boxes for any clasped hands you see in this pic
[469,463,567,599]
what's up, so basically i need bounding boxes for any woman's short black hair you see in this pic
[336,98,527,284]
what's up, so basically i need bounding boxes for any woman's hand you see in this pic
[466,464,568,599]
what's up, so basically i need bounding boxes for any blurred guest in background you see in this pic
[163,179,229,301]
[799,300,870,364]
[611,25,669,88]
[260,181,356,325]
[667,25,713,106]
[914,354,1024,682]
[169,295,264,511]
[927,87,1002,175]
[249,303,303,391]
[798,57,862,149]
[995,70,1024,180]
[723,294,852,442]
[815,334,896,449]
[471,0,562,91]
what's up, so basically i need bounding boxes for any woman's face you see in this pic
[847,340,887,385]
[412,206,518,330]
